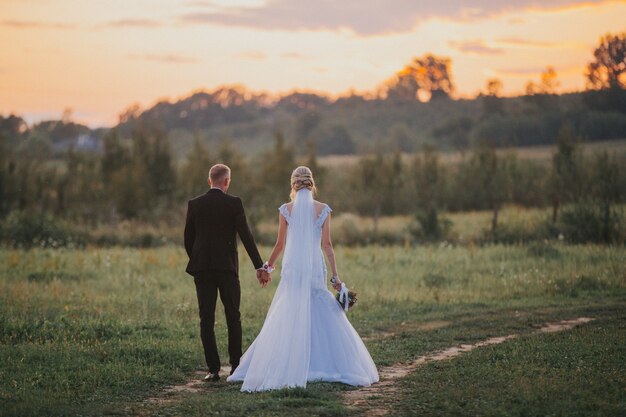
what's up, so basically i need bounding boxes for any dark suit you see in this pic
[184,188,263,373]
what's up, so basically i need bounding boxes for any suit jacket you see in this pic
[184,188,263,276]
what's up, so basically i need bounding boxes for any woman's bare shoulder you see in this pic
[313,200,329,216]
[283,202,294,215]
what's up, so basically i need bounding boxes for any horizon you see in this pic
[1,0,626,128]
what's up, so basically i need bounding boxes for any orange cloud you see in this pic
[1,19,75,30]
[237,50,267,60]
[128,53,201,64]
[495,37,556,47]
[97,19,163,29]
[449,39,504,55]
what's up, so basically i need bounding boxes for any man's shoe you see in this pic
[204,372,220,382]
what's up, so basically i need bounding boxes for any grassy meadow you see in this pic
[0,241,625,416]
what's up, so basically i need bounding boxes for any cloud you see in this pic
[496,37,555,47]
[237,50,267,60]
[128,53,200,64]
[281,52,309,59]
[178,0,611,35]
[497,64,583,77]
[496,66,545,76]
[1,19,75,30]
[449,39,504,55]
[98,19,163,29]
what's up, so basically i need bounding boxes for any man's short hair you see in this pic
[209,164,231,184]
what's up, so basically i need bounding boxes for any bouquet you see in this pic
[331,276,357,311]
[335,286,358,311]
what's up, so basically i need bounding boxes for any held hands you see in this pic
[256,269,271,288]
[256,261,274,288]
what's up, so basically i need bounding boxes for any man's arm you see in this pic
[234,198,263,269]
[183,200,195,258]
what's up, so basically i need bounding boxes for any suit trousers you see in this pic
[193,270,242,374]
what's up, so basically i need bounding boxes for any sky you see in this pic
[1,0,625,128]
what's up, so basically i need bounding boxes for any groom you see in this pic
[184,163,270,382]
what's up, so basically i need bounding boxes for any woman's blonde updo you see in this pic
[290,166,317,201]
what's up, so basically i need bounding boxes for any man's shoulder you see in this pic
[188,191,244,209]
[224,192,241,201]
[188,193,209,205]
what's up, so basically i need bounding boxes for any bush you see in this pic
[0,211,87,248]
[559,202,624,244]
[411,208,452,242]
[489,221,553,244]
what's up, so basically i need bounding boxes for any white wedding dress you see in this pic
[228,189,379,392]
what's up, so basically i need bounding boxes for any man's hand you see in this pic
[256,269,271,288]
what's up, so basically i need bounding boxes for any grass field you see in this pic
[1,243,625,416]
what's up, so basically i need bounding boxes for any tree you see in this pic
[260,133,296,212]
[483,78,504,115]
[540,66,560,94]
[305,139,326,192]
[58,148,102,223]
[524,67,560,109]
[586,32,626,90]
[179,134,214,199]
[109,126,176,220]
[589,151,621,242]
[215,138,253,203]
[548,126,584,223]
[118,103,142,124]
[382,150,404,215]
[413,145,440,209]
[13,135,53,212]
[461,142,509,236]
[350,153,386,232]
[485,78,503,96]
[0,133,11,216]
[525,81,539,96]
[101,129,128,184]
[386,54,455,101]
[146,129,176,200]
[412,146,445,239]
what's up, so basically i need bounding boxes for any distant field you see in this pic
[318,138,626,167]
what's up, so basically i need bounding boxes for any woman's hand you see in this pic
[331,276,342,291]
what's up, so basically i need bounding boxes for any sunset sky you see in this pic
[1,0,625,127]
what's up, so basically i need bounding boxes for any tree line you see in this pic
[1,122,623,246]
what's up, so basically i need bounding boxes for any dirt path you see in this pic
[134,317,593,415]
[343,317,594,416]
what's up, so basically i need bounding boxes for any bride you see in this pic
[228,166,379,391]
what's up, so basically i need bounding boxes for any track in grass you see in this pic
[136,317,593,416]
[343,317,594,416]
